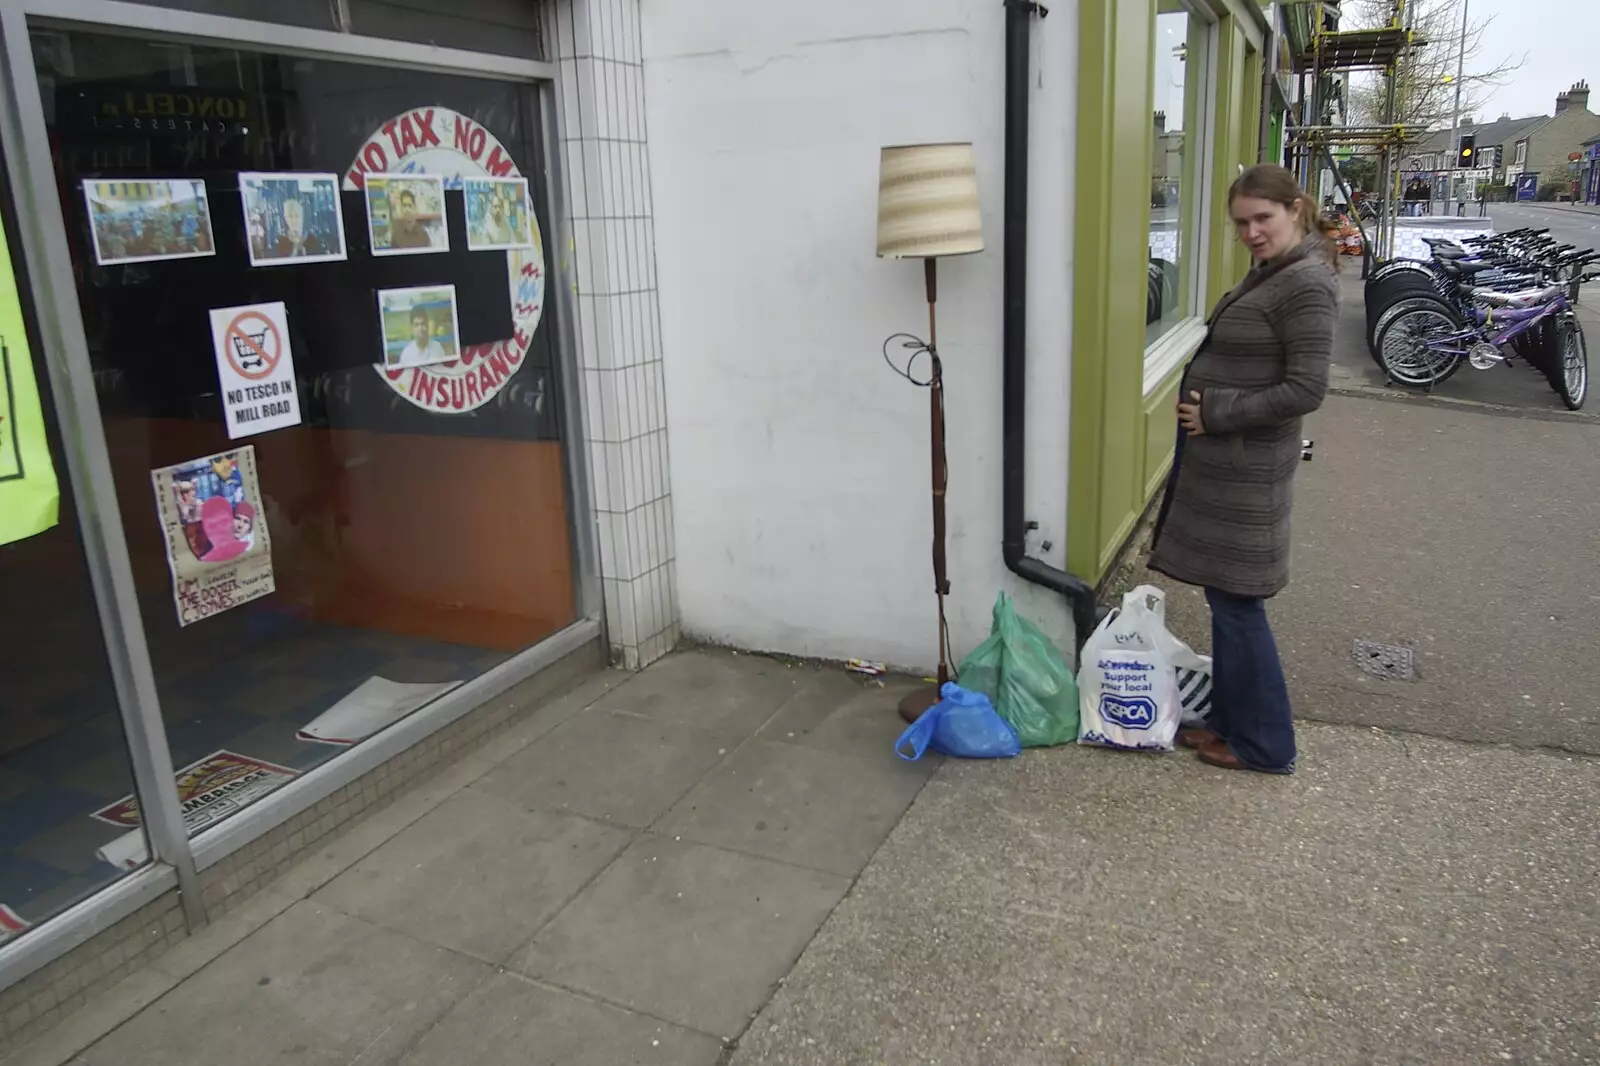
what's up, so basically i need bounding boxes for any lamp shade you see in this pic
[875,142,984,258]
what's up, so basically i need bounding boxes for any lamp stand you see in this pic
[898,256,952,724]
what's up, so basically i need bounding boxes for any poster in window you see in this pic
[345,107,546,415]
[378,284,461,369]
[239,172,348,266]
[464,176,534,251]
[151,446,274,626]
[364,174,448,256]
[82,178,216,266]
[0,212,59,546]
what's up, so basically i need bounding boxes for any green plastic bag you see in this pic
[957,592,1080,747]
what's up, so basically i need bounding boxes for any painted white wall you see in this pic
[643,0,1080,671]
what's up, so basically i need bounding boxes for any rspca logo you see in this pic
[1100,695,1158,730]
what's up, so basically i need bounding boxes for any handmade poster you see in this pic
[92,750,298,835]
[151,446,275,626]
[298,676,464,746]
[0,215,59,546]
[377,284,461,369]
[0,904,27,946]
[82,178,215,265]
[364,174,447,255]
[344,107,547,414]
[239,172,347,266]
[209,301,302,438]
[464,176,533,250]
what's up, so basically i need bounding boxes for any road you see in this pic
[1484,201,1600,254]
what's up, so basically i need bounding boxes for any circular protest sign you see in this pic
[343,107,546,413]
[222,309,283,381]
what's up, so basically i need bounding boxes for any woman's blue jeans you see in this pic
[1203,587,1296,773]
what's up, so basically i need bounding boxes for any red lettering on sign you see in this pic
[448,379,466,409]
[452,115,487,162]
[487,350,511,386]
[362,143,388,173]
[453,116,474,153]
[484,145,515,177]
[464,371,483,408]
[475,363,495,394]
[413,109,440,147]
[512,328,531,351]
[383,120,403,157]
[399,114,424,155]
[410,370,435,406]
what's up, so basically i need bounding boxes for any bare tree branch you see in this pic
[1337,0,1526,139]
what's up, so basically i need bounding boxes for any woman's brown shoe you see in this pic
[1197,738,1247,770]
[1177,727,1219,750]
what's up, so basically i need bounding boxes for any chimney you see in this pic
[1498,112,1510,122]
[1556,90,1570,113]
[1153,110,1166,135]
[1569,80,1591,113]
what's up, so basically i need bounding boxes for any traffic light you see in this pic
[1458,135,1476,167]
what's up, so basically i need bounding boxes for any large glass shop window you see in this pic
[0,168,147,942]
[31,29,574,838]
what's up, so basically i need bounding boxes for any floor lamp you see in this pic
[875,143,984,723]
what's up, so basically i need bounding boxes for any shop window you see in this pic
[112,0,547,61]
[31,28,574,840]
[0,180,147,942]
[1145,0,1213,351]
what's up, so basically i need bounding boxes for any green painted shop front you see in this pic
[1069,0,1268,586]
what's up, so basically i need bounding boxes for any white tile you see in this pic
[571,0,594,57]
[573,58,600,139]
[597,441,627,509]
[558,59,582,133]
[619,0,642,65]
[633,566,659,639]
[594,0,625,62]
[559,149,588,223]
[586,439,612,512]
[583,367,622,442]
[603,576,638,649]
[638,218,657,291]
[576,292,610,369]
[553,0,575,59]
[663,495,677,562]
[640,361,663,433]
[599,510,631,580]
[606,292,635,369]
[615,63,641,142]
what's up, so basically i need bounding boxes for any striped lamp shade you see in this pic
[875,142,984,258]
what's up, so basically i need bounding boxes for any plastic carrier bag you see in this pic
[956,593,1080,748]
[1077,585,1183,751]
[895,683,1021,761]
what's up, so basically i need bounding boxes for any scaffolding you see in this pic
[1283,1,1426,273]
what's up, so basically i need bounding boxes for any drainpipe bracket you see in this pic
[1004,0,1049,16]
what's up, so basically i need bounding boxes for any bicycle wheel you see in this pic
[1366,281,1443,363]
[1556,313,1588,410]
[1373,300,1467,387]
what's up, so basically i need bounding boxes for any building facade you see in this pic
[0,0,1271,1049]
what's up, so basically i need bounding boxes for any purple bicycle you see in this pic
[1374,265,1593,410]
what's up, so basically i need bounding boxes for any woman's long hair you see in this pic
[1228,164,1336,266]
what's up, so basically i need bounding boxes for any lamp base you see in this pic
[897,684,942,724]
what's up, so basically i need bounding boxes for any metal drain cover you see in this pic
[1353,640,1415,681]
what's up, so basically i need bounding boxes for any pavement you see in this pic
[9,320,1600,1066]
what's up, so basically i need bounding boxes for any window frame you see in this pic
[1143,0,1220,394]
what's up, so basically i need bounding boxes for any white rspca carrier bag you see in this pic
[1077,586,1185,751]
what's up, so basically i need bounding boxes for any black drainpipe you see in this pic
[1001,0,1102,650]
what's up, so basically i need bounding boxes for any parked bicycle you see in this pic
[1363,227,1595,410]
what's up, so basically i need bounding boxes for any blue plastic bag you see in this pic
[895,683,1022,761]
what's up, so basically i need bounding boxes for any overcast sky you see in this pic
[1460,0,1598,120]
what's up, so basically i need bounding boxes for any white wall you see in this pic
[644,0,1080,671]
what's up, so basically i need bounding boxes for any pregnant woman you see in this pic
[1148,164,1338,775]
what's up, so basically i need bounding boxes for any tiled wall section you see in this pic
[0,638,606,1057]
[549,0,678,670]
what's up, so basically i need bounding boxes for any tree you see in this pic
[1341,0,1524,140]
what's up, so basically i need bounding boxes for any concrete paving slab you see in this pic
[656,738,932,877]
[395,973,723,1066]
[756,675,927,757]
[730,725,1600,1066]
[473,710,730,829]
[68,901,489,1066]
[513,835,850,1037]
[592,649,812,743]
[1132,391,1600,754]
[313,790,631,963]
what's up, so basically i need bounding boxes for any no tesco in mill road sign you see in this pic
[208,300,302,439]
